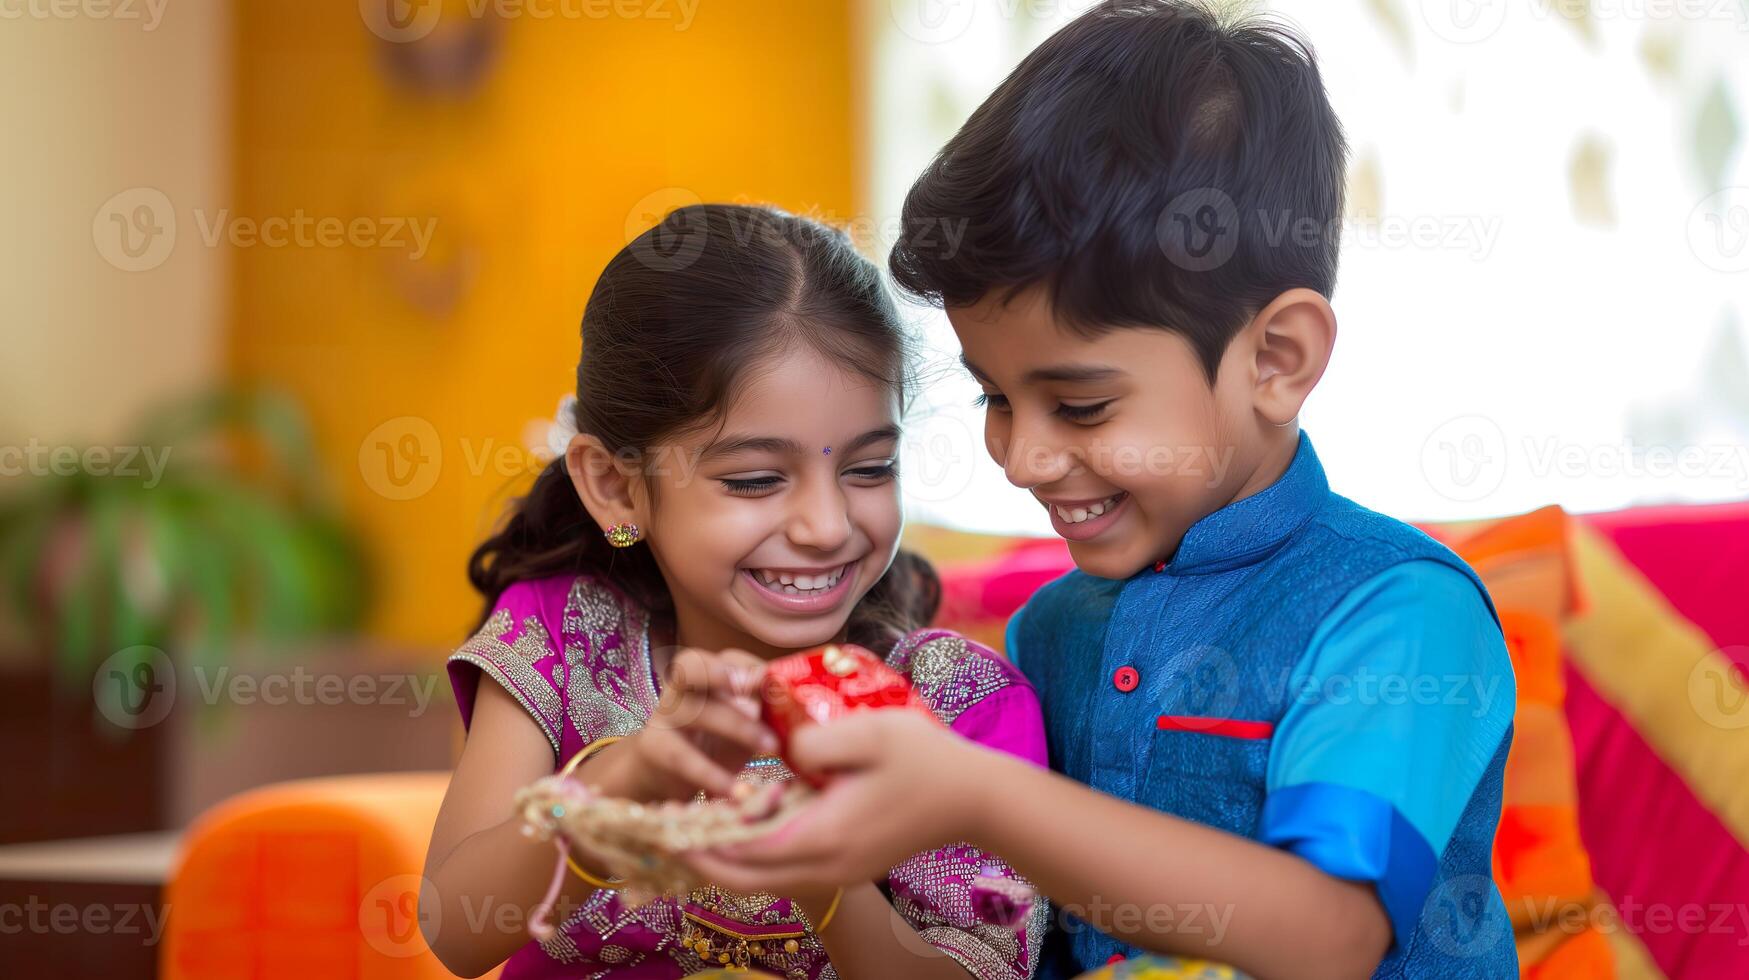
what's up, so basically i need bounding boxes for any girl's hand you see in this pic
[595,647,779,801]
[680,709,988,893]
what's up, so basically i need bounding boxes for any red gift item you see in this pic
[760,644,935,785]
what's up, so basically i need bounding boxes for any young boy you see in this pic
[688,3,1517,977]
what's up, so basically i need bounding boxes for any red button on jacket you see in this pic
[1113,666,1140,693]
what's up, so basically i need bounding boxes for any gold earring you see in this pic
[603,521,643,548]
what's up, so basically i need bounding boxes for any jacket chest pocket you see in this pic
[1141,720,1273,836]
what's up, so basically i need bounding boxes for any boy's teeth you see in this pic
[1055,494,1123,525]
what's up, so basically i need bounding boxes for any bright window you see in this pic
[872,0,1749,534]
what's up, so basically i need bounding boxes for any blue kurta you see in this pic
[1008,432,1518,979]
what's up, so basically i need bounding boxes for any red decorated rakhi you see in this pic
[761,643,939,785]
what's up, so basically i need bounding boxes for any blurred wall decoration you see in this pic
[229,0,862,649]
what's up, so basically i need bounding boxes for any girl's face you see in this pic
[639,345,905,659]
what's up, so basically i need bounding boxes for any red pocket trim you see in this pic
[1155,715,1275,739]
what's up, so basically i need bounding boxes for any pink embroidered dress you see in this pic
[448,573,1051,980]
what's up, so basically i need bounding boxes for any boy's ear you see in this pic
[1244,287,1336,426]
[565,434,647,532]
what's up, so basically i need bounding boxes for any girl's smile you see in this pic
[738,558,862,614]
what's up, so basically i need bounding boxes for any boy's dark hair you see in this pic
[889,0,1348,382]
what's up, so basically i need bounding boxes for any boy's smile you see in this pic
[949,284,1322,579]
[1036,489,1130,540]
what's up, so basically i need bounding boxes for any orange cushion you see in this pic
[1431,507,1611,980]
[161,772,472,980]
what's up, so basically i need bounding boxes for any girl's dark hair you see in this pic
[889,0,1348,383]
[468,204,940,651]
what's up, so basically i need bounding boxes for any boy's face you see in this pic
[950,287,1275,579]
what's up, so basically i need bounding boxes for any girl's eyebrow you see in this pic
[701,425,901,462]
[961,354,1122,385]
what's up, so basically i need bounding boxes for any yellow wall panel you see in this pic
[229,1,860,650]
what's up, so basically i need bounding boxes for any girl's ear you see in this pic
[565,434,646,533]
[1246,287,1336,427]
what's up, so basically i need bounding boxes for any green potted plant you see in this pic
[0,387,367,841]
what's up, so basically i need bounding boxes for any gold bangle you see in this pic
[813,887,844,934]
[560,735,624,779]
[558,736,627,890]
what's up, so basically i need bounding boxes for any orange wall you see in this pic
[230,1,862,650]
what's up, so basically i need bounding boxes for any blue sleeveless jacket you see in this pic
[1010,433,1517,978]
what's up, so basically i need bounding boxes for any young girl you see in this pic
[421,205,1049,980]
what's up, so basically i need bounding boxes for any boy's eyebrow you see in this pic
[960,354,1122,385]
[702,425,901,461]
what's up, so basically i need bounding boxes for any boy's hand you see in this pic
[681,708,988,893]
[595,647,778,801]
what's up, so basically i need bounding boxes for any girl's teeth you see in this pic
[755,566,846,593]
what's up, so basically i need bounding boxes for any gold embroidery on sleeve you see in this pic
[562,577,661,742]
[449,607,563,755]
